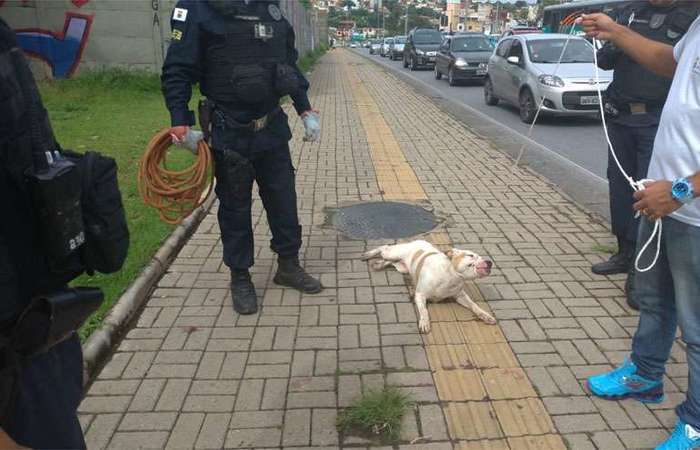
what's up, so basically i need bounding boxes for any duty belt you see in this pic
[214,106,281,133]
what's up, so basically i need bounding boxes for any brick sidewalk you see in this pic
[79,50,688,450]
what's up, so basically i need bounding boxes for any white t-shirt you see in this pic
[647,16,700,227]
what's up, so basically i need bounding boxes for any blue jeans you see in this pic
[631,216,700,429]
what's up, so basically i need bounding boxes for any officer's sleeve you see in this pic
[161,2,201,127]
[285,24,312,115]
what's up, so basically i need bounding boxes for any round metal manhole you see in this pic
[330,201,439,240]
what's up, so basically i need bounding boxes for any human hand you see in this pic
[578,13,622,42]
[301,110,320,142]
[170,127,202,155]
[633,180,682,221]
[169,125,190,144]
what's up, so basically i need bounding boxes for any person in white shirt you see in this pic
[581,10,700,450]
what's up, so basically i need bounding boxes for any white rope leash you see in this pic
[511,25,662,272]
[591,37,661,273]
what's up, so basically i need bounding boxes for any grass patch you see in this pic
[592,243,618,255]
[298,44,329,74]
[39,68,201,341]
[337,387,414,443]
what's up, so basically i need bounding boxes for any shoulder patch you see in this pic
[173,7,188,22]
[171,29,183,41]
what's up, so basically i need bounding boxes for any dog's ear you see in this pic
[445,249,454,258]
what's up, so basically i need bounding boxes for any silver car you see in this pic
[389,36,406,61]
[380,37,394,57]
[484,34,612,123]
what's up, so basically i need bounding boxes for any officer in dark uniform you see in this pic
[162,0,322,315]
[592,0,698,309]
[0,18,86,449]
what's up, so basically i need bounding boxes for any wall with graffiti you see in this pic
[0,0,177,78]
[0,0,327,79]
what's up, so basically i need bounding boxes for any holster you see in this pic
[10,287,103,358]
[198,99,214,143]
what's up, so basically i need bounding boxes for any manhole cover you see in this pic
[330,201,439,240]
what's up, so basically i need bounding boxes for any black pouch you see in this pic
[274,63,301,97]
[10,287,103,357]
[62,149,129,275]
[231,64,273,104]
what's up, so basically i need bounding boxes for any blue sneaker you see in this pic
[656,420,700,450]
[587,358,664,403]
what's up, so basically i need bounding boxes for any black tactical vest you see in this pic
[608,2,698,105]
[201,2,290,105]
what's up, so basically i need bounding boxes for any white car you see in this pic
[484,33,613,123]
[380,37,394,57]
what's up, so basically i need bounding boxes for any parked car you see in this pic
[403,27,443,70]
[435,33,494,86]
[380,37,394,57]
[349,42,358,48]
[369,39,382,55]
[389,36,407,61]
[484,34,612,123]
[363,41,371,48]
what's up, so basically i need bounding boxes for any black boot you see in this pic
[591,238,634,275]
[230,270,258,315]
[624,267,639,311]
[273,257,323,294]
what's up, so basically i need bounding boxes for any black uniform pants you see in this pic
[211,124,302,270]
[607,120,657,244]
[4,334,85,449]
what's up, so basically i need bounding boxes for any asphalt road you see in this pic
[355,48,610,180]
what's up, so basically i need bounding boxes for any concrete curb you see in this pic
[81,194,216,384]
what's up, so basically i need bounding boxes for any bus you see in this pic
[542,0,632,34]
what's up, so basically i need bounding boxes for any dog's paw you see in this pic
[418,318,431,334]
[479,313,497,325]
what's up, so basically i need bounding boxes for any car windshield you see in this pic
[452,36,493,52]
[527,39,594,64]
[395,37,407,44]
[413,31,442,44]
[384,38,394,44]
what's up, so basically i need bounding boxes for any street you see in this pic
[356,48,610,180]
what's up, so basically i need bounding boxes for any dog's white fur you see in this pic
[361,240,496,333]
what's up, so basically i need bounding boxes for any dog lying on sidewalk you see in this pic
[361,240,496,333]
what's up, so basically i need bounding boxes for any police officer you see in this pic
[0,18,86,449]
[592,0,698,309]
[162,0,323,315]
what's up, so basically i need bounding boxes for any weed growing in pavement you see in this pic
[592,243,618,254]
[336,387,413,443]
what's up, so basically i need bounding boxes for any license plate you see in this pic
[580,96,600,105]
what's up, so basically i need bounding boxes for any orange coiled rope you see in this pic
[138,129,214,225]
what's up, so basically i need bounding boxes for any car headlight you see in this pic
[478,62,488,69]
[416,49,425,55]
[454,58,468,68]
[538,75,565,87]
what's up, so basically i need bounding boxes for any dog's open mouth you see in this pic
[476,260,493,277]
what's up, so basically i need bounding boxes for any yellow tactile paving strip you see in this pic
[342,51,566,448]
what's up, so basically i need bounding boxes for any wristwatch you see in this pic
[671,177,695,204]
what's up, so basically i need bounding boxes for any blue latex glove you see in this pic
[301,110,320,142]
[172,128,203,155]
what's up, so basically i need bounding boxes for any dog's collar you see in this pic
[413,251,440,285]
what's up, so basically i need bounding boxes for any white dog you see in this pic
[361,240,495,333]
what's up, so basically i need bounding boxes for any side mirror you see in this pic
[507,56,520,65]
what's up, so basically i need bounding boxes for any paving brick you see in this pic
[469,343,519,369]
[553,413,608,433]
[492,398,555,437]
[287,391,336,408]
[195,413,230,449]
[234,379,263,411]
[434,369,486,401]
[481,368,536,400]
[84,413,122,450]
[283,409,311,446]
[119,412,178,431]
[312,408,339,446]
[156,379,191,411]
[418,404,448,441]
[108,431,169,449]
[507,434,567,450]
[426,344,473,370]
[79,396,131,414]
[225,427,282,448]
[444,402,502,440]
[165,413,205,449]
[261,378,288,410]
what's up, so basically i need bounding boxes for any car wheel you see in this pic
[519,88,537,124]
[434,65,442,80]
[484,78,499,106]
[448,68,458,86]
[410,57,416,71]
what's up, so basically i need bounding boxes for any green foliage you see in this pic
[337,387,414,443]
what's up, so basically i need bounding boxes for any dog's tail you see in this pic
[360,246,384,261]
